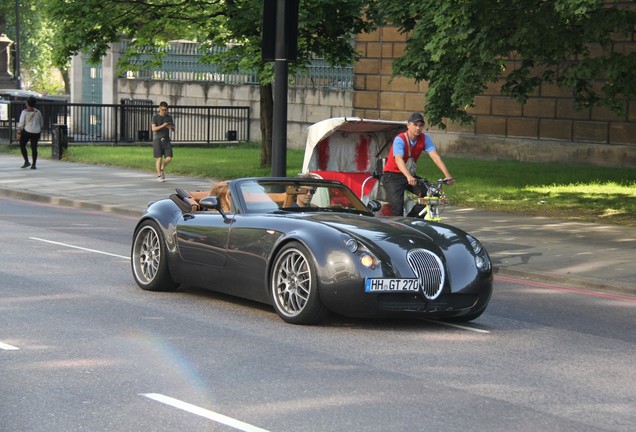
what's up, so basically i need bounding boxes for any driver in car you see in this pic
[294,187,315,208]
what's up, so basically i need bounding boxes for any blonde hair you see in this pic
[209,181,231,212]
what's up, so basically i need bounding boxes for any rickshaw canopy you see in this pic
[302,117,406,174]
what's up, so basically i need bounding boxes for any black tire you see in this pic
[131,220,179,292]
[270,242,327,325]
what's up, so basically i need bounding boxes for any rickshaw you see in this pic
[301,117,449,220]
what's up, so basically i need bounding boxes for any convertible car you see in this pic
[131,177,493,325]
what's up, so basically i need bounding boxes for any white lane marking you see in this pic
[0,341,20,350]
[424,320,491,334]
[30,237,129,260]
[141,393,270,432]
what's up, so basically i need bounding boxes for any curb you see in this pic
[0,188,143,218]
[494,267,635,296]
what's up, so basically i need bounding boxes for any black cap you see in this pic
[408,112,424,124]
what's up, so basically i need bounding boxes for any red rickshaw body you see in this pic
[302,117,406,206]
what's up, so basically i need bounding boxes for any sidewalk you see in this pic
[1,153,634,294]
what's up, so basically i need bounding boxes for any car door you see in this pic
[176,212,232,267]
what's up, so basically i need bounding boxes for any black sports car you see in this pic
[131,177,493,325]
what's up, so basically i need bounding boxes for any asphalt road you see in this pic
[1,198,635,432]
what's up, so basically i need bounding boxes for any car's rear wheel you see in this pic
[131,220,178,292]
[270,242,327,325]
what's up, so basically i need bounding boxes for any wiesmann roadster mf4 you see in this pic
[131,177,493,325]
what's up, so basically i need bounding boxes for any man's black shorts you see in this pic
[153,138,173,158]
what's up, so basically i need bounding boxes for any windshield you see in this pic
[238,179,372,215]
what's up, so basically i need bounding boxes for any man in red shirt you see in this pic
[382,112,454,216]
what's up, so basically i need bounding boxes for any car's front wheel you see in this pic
[131,220,178,292]
[270,242,327,325]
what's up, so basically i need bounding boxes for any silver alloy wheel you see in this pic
[132,225,161,285]
[272,247,311,317]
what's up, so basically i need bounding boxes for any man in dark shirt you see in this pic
[151,101,175,182]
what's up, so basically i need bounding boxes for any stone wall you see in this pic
[116,78,353,149]
[352,27,636,168]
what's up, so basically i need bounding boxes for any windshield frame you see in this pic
[234,178,374,216]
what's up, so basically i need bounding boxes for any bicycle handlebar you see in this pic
[414,177,457,198]
[416,178,456,188]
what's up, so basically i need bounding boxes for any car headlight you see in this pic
[360,253,375,269]
[470,239,482,254]
[345,237,377,269]
[468,236,490,271]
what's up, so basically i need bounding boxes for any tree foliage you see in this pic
[380,0,636,127]
[47,0,376,82]
[47,0,377,166]
[0,0,66,94]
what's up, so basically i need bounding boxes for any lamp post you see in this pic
[271,0,289,177]
[14,0,22,89]
[263,0,298,177]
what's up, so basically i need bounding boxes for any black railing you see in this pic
[0,101,250,144]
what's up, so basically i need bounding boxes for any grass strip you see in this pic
[2,143,634,225]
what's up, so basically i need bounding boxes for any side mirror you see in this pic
[199,196,228,219]
[199,196,220,210]
[366,199,382,213]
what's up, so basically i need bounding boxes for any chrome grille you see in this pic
[407,249,445,300]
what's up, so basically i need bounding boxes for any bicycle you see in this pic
[405,178,453,221]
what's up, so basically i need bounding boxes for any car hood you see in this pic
[301,213,465,251]
[295,213,483,286]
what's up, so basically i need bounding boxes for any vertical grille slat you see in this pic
[407,249,445,300]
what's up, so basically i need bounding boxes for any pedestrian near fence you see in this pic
[17,96,44,170]
[151,101,175,182]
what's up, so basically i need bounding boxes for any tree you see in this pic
[0,0,67,94]
[48,0,378,167]
[380,0,636,128]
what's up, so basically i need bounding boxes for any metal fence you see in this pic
[121,41,353,90]
[1,100,250,145]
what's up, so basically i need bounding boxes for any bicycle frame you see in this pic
[416,195,446,221]
[405,178,449,221]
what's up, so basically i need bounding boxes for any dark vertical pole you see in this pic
[114,104,119,144]
[207,107,211,145]
[14,0,21,89]
[271,0,288,177]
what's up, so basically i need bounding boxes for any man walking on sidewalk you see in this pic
[151,101,175,182]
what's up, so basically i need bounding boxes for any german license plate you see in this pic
[365,278,419,292]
